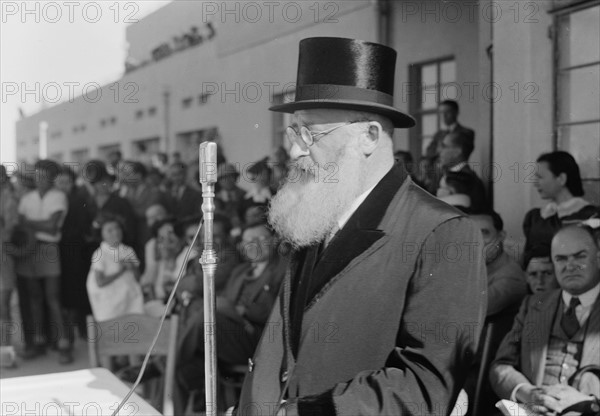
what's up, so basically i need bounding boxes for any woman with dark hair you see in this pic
[142,218,198,316]
[88,172,137,252]
[55,167,94,342]
[523,151,600,256]
[240,158,273,221]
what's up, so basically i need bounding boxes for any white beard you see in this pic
[268,145,366,249]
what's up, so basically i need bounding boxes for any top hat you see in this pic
[270,37,415,128]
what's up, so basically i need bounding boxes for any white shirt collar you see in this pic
[449,161,468,172]
[337,184,377,231]
[250,261,269,278]
[562,282,600,310]
[540,197,591,219]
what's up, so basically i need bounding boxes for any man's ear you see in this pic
[359,121,382,156]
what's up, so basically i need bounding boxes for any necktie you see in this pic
[561,297,581,338]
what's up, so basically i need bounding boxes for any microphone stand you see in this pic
[199,142,218,416]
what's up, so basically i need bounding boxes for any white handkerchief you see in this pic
[496,400,530,416]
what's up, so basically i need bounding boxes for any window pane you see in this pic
[558,65,600,123]
[422,114,438,137]
[421,84,438,110]
[421,136,433,156]
[50,153,63,163]
[98,144,121,161]
[71,149,89,164]
[422,64,437,87]
[440,82,460,101]
[557,122,600,178]
[559,5,600,68]
[440,61,456,84]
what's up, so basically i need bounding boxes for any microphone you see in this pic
[199,141,218,185]
[199,141,218,416]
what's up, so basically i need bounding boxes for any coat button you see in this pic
[280,370,288,383]
[248,358,254,373]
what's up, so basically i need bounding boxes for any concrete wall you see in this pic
[15,0,377,184]
[14,0,562,236]
[388,0,487,172]
[493,0,554,242]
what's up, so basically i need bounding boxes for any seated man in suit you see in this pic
[174,221,288,413]
[463,210,528,413]
[166,162,202,221]
[490,225,600,415]
[470,210,528,318]
[175,213,241,313]
[438,131,488,211]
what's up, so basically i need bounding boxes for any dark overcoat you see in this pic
[237,165,487,415]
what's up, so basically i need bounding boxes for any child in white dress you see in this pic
[87,216,144,321]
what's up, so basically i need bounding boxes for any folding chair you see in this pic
[87,314,179,416]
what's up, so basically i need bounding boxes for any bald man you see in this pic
[490,225,600,415]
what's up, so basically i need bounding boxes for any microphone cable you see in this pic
[111,218,204,416]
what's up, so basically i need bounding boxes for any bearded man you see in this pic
[233,37,487,416]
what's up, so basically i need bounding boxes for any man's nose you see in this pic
[565,258,579,271]
[289,141,309,160]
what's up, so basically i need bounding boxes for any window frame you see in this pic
[552,0,600,202]
[408,55,456,159]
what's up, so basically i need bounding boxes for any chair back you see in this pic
[472,301,521,416]
[87,314,178,416]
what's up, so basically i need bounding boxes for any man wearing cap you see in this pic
[233,37,486,415]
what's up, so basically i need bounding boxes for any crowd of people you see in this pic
[0,145,289,361]
[392,100,600,415]
[1,97,599,414]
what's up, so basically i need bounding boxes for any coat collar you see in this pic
[306,163,408,302]
[284,161,408,362]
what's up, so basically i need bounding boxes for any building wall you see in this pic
[15,0,377,184]
[493,0,554,242]
[388,0,487,172]
[14,0,562,241]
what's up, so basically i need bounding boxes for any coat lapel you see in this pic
[306,164,407,302]
[529,291,560,384]
[581,294,600,367]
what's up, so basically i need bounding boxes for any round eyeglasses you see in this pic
[285,121,362,151]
